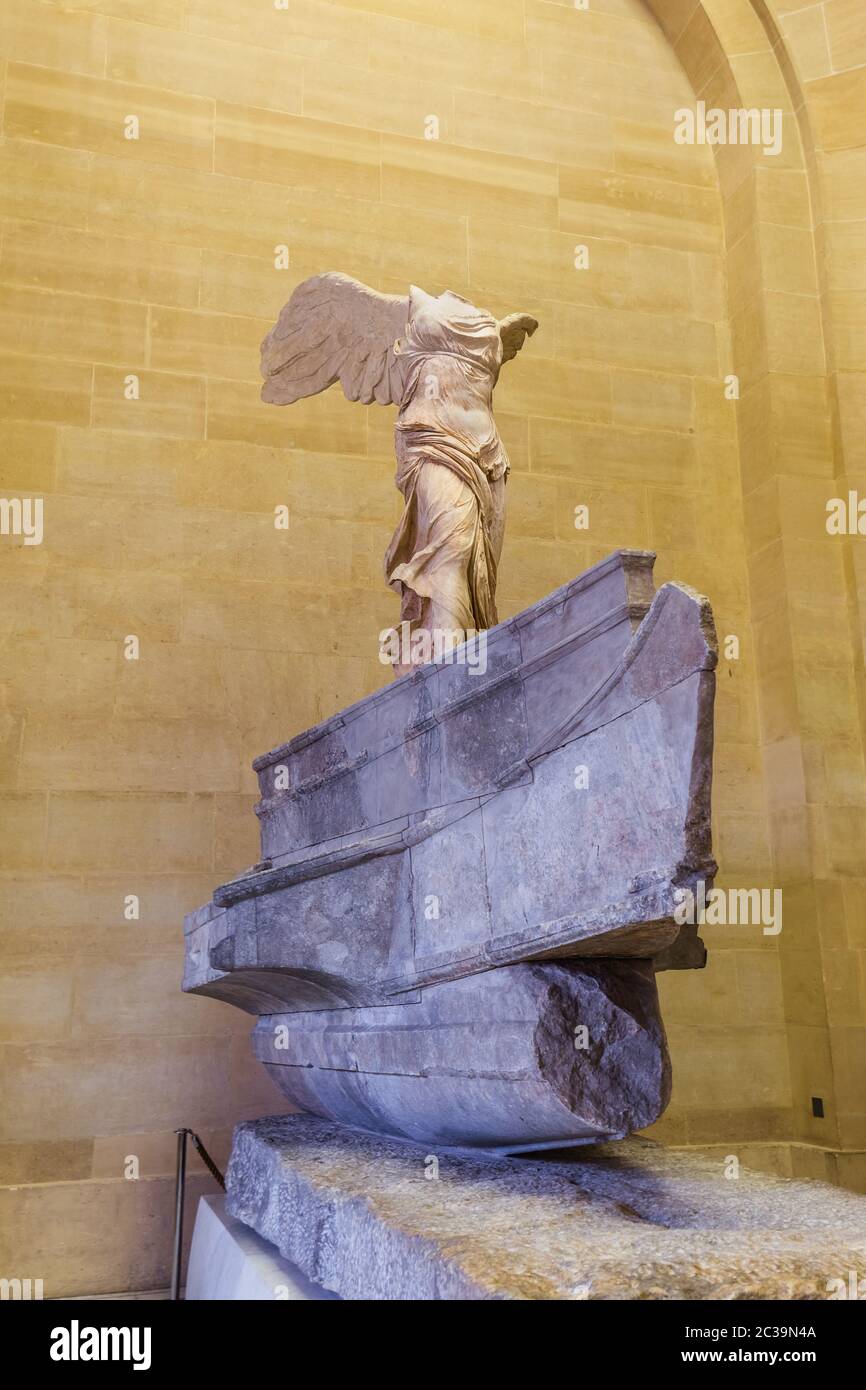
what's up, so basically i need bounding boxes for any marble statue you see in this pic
[176,266,866,1307]
[182,271,718,1159]
[260,274,538,672]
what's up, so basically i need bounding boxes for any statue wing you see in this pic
[498,313,539,365]
[261,272,409,407]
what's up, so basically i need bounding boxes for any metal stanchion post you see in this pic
[170,1127,189,1301]
[169,1128,224,1301]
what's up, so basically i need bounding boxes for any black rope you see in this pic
[181,1128,226,1189]
[187,1130,226,1190]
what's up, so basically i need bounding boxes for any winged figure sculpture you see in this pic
[260,273,538,673]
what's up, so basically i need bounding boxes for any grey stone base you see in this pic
[226,1114,866,1300]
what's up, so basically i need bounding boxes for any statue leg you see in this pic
[488,472,507,567]
[390,461,479,674]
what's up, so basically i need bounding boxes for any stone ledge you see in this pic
[225,1114,866,1301]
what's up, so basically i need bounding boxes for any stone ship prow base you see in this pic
[183,550,716,1148]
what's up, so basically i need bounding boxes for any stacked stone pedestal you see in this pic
[183,552,716,1150]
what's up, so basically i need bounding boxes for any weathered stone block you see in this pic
[226,1114,866,1301]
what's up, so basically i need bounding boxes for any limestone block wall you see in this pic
[0,0,862,1293]
[644,0,866,1189]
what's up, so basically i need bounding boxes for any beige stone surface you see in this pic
[5,61,215,172]
[0,1172,218,1299]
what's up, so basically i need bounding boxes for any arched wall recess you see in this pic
[645,0,866,1171]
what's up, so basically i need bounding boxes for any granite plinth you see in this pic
[226,1115,866,1301]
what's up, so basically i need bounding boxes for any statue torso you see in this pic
[394,290,508,479]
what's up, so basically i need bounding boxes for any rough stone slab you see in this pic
[227,1115,866,1301]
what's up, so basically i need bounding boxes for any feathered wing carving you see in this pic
[260,272,410,407]
[498,313,539,365]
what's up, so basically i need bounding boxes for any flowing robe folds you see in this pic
[384,288,509,640]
